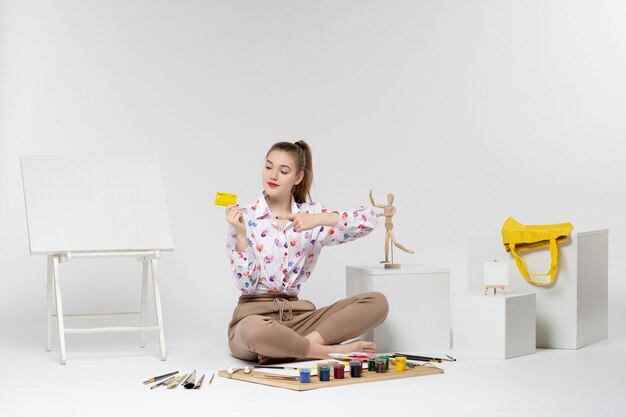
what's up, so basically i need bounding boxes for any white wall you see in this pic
[1,0,625,351]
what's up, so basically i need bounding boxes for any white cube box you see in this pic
[467,229,608,349]
[346,264,450,352]
[453,293,536,359]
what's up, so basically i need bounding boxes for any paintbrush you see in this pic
[194,374,205,390]
[166,373,188,389]
[253,365,315,371]
[261,375,299,381]
[183,370,197,389]
[393,353,456,362]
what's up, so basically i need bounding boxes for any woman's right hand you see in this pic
[226,204,246,235]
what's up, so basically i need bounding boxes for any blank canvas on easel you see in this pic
[21,153,174,254]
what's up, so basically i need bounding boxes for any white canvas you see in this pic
[21,153,175,254]
[483,261,509,286]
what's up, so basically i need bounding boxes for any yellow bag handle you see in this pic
[502,217,572,286]
[508,238,558,286]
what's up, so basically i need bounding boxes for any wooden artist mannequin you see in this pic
[369,190,414,268]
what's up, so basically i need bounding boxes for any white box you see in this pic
[467,229,608,349]
[346,264,450,352]
[453,293,536,359]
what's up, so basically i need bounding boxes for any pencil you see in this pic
[143,371,178,385]
[208,373,215,385]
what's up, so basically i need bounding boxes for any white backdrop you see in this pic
[1,0,625,353]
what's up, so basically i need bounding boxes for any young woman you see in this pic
[225,140,388,363]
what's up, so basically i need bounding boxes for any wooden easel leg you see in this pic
[52,255,67,365]
[150,258,167,361]
[140,260,148,348]
[46,255,53,352]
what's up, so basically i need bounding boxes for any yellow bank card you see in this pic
[215,192,238,206]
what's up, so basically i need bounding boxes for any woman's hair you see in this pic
[266,140,313,204]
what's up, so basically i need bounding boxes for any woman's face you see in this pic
[262,150,303,200]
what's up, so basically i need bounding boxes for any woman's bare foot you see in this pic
[255,331,377,363]
[333,340,377,354]
[256,340,376,362]
[302,331,377,359]
[305,339,376,359]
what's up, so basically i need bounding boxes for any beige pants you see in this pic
[228,292,389,361]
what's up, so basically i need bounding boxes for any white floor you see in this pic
[1,331,624,417]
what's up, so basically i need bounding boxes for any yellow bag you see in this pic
[501,217,574,286]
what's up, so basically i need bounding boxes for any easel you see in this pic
[484,285,507,296]
[22,153,174,365]
[47,251,166,365]
[483,260,508,296]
